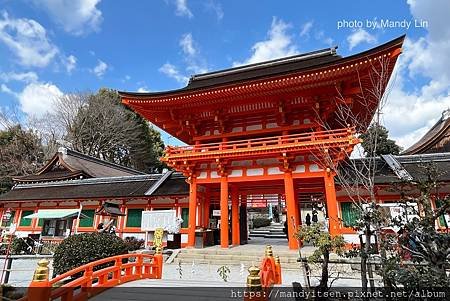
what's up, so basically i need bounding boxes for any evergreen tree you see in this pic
[68,88,165,173]
[361,124,402,156]
[0,125,45,193]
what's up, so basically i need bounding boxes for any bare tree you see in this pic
[0,115,45,192]
[27,93,88,158]
[311,56,397,292]
[28,89,165,172]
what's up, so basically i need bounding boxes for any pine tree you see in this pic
[360,124,402,156]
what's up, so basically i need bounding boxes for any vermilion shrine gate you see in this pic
[120,36,404,249]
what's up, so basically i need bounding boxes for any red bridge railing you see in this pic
[23,253,163,301]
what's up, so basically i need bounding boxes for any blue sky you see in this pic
[0,0,449,148]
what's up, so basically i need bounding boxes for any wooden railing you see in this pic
[245,245,282,300]
[164,127,357,160]
[23,253,163,301]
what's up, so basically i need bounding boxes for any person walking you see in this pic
[305,213,311,226]
[283,220,288,240]
[273,206,280,223]
[312,209,318,224]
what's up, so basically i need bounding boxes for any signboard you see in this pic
[212,210,221,217]
[153,228,164,250]
[141,210,177,231]
[362,202,419,232]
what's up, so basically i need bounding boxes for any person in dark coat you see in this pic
[305,213,311,226]
[283,221,288,239]
[96,223,104,232]
[312,210,318,223]
[273,206,280,223]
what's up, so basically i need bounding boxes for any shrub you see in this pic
[53,233,128,276]
[1,284,23,300]
[11,237,31,255]
[124,236,145,251]
[253,217,271,228]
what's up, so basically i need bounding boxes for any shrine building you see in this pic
[119,36,405,249]
[1,36,448,250]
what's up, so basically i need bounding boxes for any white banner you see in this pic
[141,210,177,231]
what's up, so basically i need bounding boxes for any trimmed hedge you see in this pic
[124,236,145,251]
[253,217,271,228]
[53,233,128,276]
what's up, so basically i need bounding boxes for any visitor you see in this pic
[273,206,280,223]
[283,220,288,239]
[312,209,318,224]
[109,225,117,235]
[96,222,104,233]
[305,213,311,226]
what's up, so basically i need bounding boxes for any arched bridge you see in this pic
[21,253,163,301]
[21,245,282,301]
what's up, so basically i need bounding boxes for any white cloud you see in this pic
[18,82,63,117]
[160,33,207,84]
[0,71,38,83]
[63,55,77,73]
[1,83,18,97]
[300,21,313,37]
[137,87,150,93]
[179,33,208,74]
[347,28,377,50]
[174,0,193,18]
[180,33,196,56]
[0,11,59,68]
[234,17,298,66]
[314,30,334,46]
[159,63,189,84]
[381,0,450,150]
[204,0,223,21]
[37,0,103,35]
[91,59,108,78]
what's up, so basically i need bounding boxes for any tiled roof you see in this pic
[403,109,450,155]
[13,147,145,183]
[0,173,188,202]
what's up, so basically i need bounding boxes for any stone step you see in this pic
[248,234,287,239]
[249,231,270,235]
[176,254,299,264]
[249,230,284,234]
[178,249,297,257]
[172,258,301,270]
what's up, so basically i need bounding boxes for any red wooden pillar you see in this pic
[294,188,301,226]
[203,188,211,228]
[220,175,229,248]
[284,171,299,249]
[231,186,240,246]
[187,177,197,247]
[324,173,339,236]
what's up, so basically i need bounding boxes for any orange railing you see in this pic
[24,253,163,301]
[164,127,357,160]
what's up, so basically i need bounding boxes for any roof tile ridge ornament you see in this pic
[191,47,338,81]
[58,146,68,157]
[442,108,450,120]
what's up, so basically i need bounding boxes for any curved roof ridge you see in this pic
[403,109,450,155]
[119,35,405,98]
